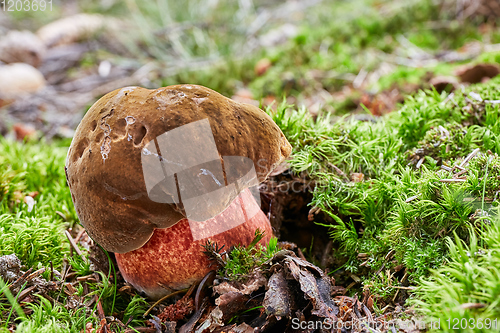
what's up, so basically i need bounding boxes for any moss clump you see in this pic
[270,77,500,308]
[407,124,478,166]
[204,230,280,281]
[412,223,500,332]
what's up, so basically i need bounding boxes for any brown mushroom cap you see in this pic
[66,85,291,253]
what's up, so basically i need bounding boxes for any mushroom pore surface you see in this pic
[66,85,292,253]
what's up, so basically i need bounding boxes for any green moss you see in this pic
[0,138,76,270]
[205,229,280,281]
[406,124,478,165]
[412,224,500,332]
[0,214,69,269]
[270,77,500,306]
[0,137,151,332]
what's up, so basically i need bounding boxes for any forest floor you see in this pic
[2,0,500,332]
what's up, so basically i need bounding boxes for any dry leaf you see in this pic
[255,58,272,76]
[213,271,267,296]
[284,255,339,320]
[455,63,500,84]
[263,269,292,318]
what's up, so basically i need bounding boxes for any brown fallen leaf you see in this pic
[215,291,249,320]
[284,255,339,320]
[255,58,272,76]
[13,123,37,141]
[230,323,254,333]
[455,63,500,84]
[263,269,292,318]
[195,306,224,332]
[213,270,267,296]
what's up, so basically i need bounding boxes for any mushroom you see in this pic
[65,85,291,299]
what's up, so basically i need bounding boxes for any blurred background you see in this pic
[0,0,499,141]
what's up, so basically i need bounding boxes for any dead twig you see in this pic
[440,179,466,183]
[308,206,322,221]
[96,295,110,333]
[297,248,307,261]
[389,286,416,290]
[8,268,33,291]
[441,165,452,172]
[453,169,468,178]
[143,287,191,318]
[74,228,86,243]
[320,241,333,268]
[405,194,420,203]
[17,285,37,302]
[64,230,86,262]
[328,162,349,181]
[460,148,480,168]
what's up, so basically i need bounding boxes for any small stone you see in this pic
[0,30,46,67]
[0,63,46,98]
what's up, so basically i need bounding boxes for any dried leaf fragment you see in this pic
[284,255,338,320]
[263,269,292,318]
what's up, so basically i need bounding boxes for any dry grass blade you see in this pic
[64,230,86,261]
[459,148,480,167]
[143,287,191,318]
[440,179,466,183]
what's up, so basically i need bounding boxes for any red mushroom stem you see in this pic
[115,188,272,300]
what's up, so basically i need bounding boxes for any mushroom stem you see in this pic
[115,188,272,300]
